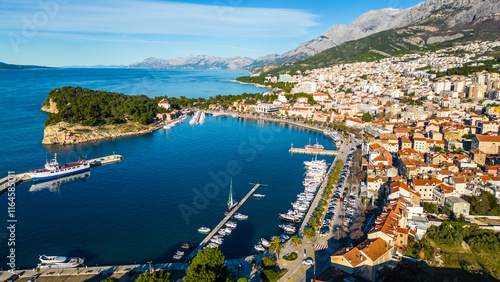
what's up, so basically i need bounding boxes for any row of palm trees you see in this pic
[267,235,303,259]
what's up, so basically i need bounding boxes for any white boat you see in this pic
[38,255,84,269]
[29,171,90,192]
[254,244,266,252]
[253,194,266,198]
[260,238,270,248]
[279,224,296,234]
[198,226,211,234]
[28,154,90,181]
[234,213,248,220]
[225,221,237,228]
[223,228,233,235]
[218,229,227,236]
[173,254,183,260]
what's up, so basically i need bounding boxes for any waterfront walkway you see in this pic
[289,148,337,156]
[187,183,264,261]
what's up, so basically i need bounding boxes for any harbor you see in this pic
[187,183,265,260]
[0,154,123,194]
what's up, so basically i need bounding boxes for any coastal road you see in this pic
[279,136,362,282]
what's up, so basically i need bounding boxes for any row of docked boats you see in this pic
[163,114,188,129]
[189,111,205,125]
[202,220,239,249]
[278,159,327,227]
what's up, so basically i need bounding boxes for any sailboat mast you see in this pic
[228,178,233,210]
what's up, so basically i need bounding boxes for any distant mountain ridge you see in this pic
[0,62,52,70]
[129,55,254,70]
[249,0,500,69]
[128,0,500,71]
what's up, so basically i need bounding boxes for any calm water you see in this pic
[0,69,334,268]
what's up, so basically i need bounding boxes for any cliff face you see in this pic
[40,99,58,114]
[42,121,163,145]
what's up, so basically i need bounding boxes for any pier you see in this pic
[289,148,337,156]
[187,183,265,261]
[0,154,123,194]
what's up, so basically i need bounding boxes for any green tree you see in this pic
[237,278,251,282]
[304,228,316,242]
[185,248,231,282]
[290,235,302,252]
[134,270,170,282]
[261,269,280,282]
[268,236,284,258]
[361,112,372,122]
[101,278,119,282]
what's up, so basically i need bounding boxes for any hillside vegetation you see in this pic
[43,86,162,127]
[253,15,500,76]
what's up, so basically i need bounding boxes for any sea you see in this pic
[0,68,335,269]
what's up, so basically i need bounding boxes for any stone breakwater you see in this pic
[42,121,164,145]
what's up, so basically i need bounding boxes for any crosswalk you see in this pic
[314,244,337,253]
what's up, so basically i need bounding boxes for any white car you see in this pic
[302,258,315,265]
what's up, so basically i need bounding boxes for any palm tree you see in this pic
[309,218,321,231]
[304,228,316,243]
[268,236,284,259]
[290,235,302,252]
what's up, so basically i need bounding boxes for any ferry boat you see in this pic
[198,226,211,234]
[38,255,84,269]
[28,154,90,181]
[29,171,90,192]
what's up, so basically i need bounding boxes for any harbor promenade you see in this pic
[289,148,337,156]
[187,183,264,260]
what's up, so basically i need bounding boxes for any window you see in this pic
[400,240,403,244]
[400,234,403,237]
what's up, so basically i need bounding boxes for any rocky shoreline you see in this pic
[42,121,165,145]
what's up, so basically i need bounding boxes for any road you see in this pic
[279,136,362,282]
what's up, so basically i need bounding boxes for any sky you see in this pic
[0,0,422,67]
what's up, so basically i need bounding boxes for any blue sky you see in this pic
[0,0,422,67]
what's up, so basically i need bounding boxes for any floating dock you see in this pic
[0,154,123,194]
[289,148,337,156]
[187,183,265,261]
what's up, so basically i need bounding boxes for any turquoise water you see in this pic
[0,69,335,268]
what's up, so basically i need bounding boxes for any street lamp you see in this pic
[147,261,153,273]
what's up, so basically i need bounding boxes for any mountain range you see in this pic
[129,0,500,71]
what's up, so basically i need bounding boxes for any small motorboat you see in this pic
[253,194,266,198]
[234,213,248,220]
[198,226,211,234]
[254,244,266,252]
[181,243,194,249]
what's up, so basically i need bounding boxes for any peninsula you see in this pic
[41,87,166,145]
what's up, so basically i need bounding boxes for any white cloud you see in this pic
[1,0,319,38]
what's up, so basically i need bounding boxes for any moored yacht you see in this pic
[38,255,84,269]
[198,226,211,234]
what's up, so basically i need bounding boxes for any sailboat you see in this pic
[228,178,238,210]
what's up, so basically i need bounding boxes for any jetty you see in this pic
[0,154,123,194]
[289,147,337,156]
[187,183,265,261]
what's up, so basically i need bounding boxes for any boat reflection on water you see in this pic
[29,171,90,192]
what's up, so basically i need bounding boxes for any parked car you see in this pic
[303,258,315,265]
